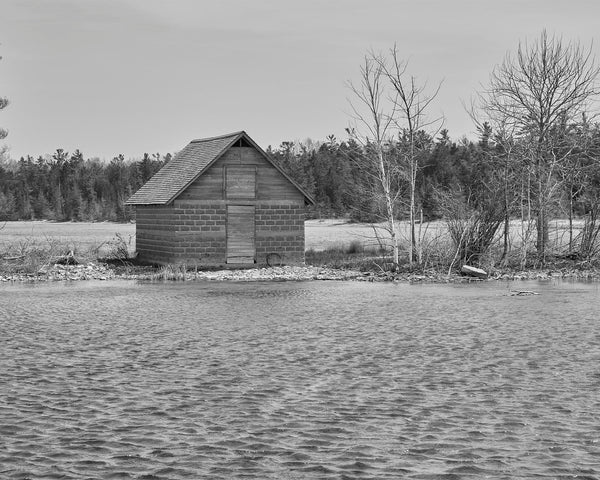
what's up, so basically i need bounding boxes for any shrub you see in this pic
[346,239,364,254]
[102,233,132,261]
[151,264,188,281]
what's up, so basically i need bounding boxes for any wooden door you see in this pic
[226,205,255,264]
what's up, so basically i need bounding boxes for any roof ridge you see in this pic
[190,131,246,143]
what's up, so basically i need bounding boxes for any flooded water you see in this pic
[1,279,600,479]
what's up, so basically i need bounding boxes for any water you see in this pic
[1,279,600,479]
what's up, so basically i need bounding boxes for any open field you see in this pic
[0,219,452,255]
[309,218,586,255]
[0,221,137,260]
[0,218,586,256]
[0,219,399,255]
[306,218,444,251]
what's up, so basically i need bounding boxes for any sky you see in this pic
[1,0,600,161]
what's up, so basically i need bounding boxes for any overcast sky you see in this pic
[1,0,599,160]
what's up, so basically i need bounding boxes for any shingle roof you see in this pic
[126,131,240,205]
[126,131,314,205]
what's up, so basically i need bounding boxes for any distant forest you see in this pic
[0,150,170,222]
[0,125,596,225]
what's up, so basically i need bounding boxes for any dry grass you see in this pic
[0,218,588,274]
[0,218,584,250]
[0,219,393,254]
[0,221,136,260]
[151,263,189,281]
[0,221,136,274]
[307,218,585,250]
[305,218,448,251]
[305,218,590,272]
[0,220,136,245]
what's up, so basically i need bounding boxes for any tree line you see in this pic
[0,133,482,222]
[0,151,169,222]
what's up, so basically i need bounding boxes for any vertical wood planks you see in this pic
[226,205,256,264]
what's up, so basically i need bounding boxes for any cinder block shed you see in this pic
[126,131,315,267]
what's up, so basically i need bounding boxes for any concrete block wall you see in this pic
[135,201,306,266]
[168,201,227,265]
[135,205,176,264]
[255,203,305,265]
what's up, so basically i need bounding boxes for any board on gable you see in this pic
[225,166,256,200]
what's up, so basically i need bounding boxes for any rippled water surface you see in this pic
[1,279,600,479]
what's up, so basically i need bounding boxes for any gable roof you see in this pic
[126,131,315,206]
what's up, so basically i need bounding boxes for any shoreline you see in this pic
[2,262,600,284]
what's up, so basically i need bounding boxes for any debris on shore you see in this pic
[0,262,116,282]
[2,262,600,284]
[461,265,488,279]
[508,290,539,296]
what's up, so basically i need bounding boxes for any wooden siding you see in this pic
[175,164,224,201]
[257,166,305,201]
[226,166,256,199]
[226,205,255,264]
[174,147,304,203]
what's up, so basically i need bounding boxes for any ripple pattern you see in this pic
[1,280,600,479]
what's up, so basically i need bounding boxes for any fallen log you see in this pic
[2,255,26,261]
[461,265,488,279]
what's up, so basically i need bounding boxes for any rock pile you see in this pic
[169,266,364,282]
[492,268,600,281]
[2,262,600,284]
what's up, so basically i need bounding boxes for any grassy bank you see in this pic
[304,238,600,282]
[1,219,598,282]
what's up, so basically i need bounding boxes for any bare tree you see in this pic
[346,55,401,266]
[478,30,600,264]
[567,121,600,259]
[347,48,442,269]
[378,45,443,265]
[491,125,519,264]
